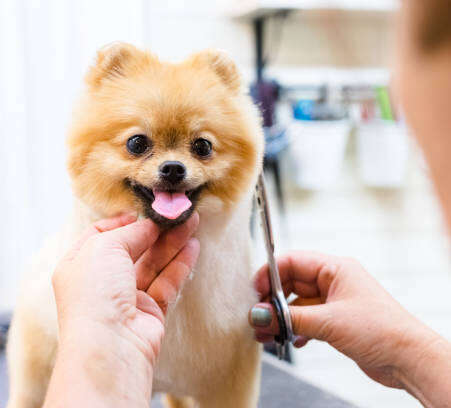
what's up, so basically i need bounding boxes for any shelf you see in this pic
[264,67,391,87]
[230,0,398,19]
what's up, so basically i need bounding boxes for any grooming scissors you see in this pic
[255,173,293,360]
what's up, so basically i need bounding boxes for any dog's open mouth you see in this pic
[126,180,203,228]
[136,186,200,219]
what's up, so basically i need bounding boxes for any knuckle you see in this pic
[339,257,364,278]
[318,261,336,278]
[290,307,306,334]
[51,270,59,288]
[318,261,338,287]
[290,309,301,333]
[315,314,334,341]
[342,256,361,269]
[52,263,65,288]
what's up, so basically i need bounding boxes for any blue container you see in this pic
[292,100,315,121]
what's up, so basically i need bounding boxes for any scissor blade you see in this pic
[255,174,284,295]
[255,174,294,348]
[276,343,285,360]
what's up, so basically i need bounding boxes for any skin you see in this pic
[43,213,199,408]
[250,2,451,407]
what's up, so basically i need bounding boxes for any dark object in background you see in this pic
[263,126,289,214]
[251,80,288,215]
[0,314,10,351]
[251,80,280,128]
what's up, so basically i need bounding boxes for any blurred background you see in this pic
[1,0,450,407]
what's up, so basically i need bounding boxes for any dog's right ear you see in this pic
[188,49,242,93]
[85,42,147,89]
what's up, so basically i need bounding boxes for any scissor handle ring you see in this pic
[273,296,288,344]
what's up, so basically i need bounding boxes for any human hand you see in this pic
[47,214,199,407]
[53,213,199,365]
[249,251,442,390]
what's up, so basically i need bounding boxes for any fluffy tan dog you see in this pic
[7,43,264,407]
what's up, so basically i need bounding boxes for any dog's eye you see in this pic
[192,138,212,158]
[127,135,151,156]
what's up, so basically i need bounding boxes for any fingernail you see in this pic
[293,335,309,348]
[250,306,272,327]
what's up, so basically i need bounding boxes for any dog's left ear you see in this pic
[188,49,241,93]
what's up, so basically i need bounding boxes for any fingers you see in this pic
[291,297,323,307]
[250,297,323,334]
[250,298,326,346]
[91,213,138,233]
[135,213,199,291]
[249,303,280,334]
[101,219,161,262]
[292,335,310,348]
[260,279,320,304]
[136,290,165,324]
[255,251,338,300]
[255,333,274,344]
[64,213,138,261]
[146,238,200,314]
[289,304,332,341]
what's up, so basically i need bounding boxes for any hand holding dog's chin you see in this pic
[45,214,199,408]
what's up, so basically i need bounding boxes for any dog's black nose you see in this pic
[159,161,186,185]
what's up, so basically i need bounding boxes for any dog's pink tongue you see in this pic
[152,191,192,220]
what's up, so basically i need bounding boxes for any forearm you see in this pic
[395,327,451,408]
[43,324,153,408]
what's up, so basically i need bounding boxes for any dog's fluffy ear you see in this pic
[85,42,146,88]
[189,49,241,93]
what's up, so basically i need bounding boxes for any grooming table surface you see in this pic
[0,350,356,407]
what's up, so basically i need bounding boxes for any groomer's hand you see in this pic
[249,251,451,399]
[45,214,199,408]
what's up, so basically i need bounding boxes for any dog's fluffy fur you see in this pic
[7,43,264,407]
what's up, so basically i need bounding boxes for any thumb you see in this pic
[102,219,160,262]
[289,304,333,341]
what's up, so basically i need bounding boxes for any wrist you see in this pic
[59,311,157,362]
[393,323,451,406]
[53,320,153,407]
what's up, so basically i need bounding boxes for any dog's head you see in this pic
[67,43,263,228]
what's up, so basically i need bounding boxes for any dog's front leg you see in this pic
[195,341,262,408]
[163,394,195,407]
[6,309,57,408]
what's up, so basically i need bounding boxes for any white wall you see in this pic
[0,0,146,312]
[143,1,395,72]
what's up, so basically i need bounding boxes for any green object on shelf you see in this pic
[376,86,394,121]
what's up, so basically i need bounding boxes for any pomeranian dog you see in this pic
[6,43,264,407]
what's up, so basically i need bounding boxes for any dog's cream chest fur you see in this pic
[153,199,259,396]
